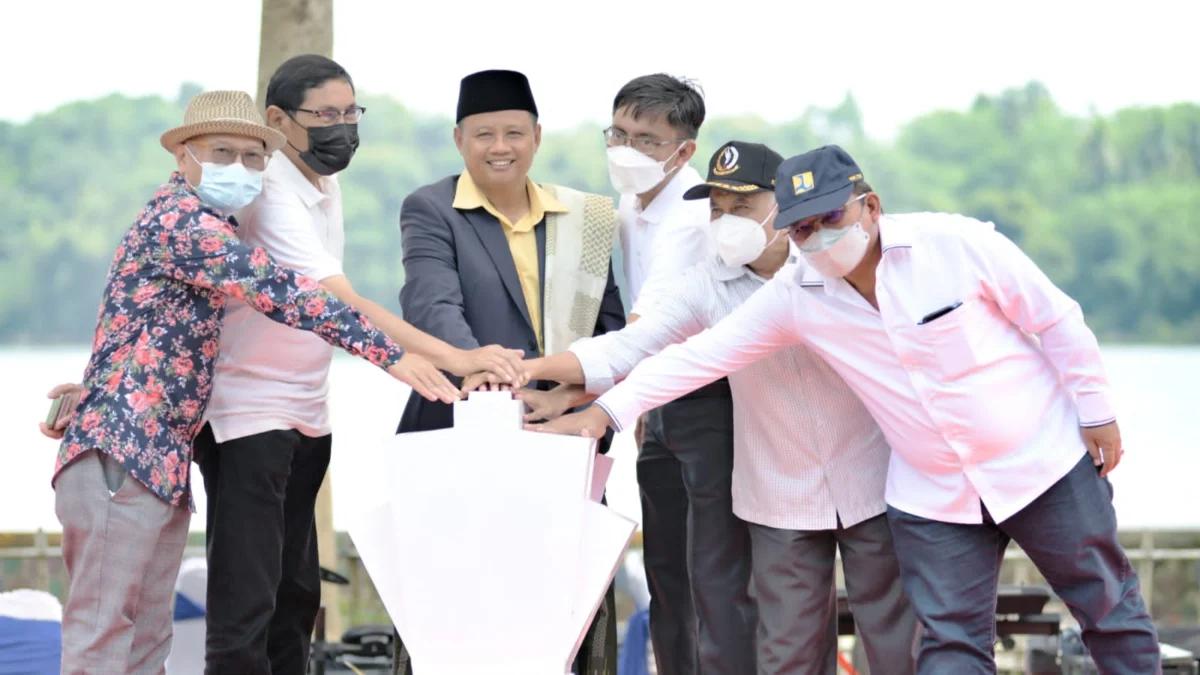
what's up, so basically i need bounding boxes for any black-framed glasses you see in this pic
[293,106,366,124]
[603,126,687,153]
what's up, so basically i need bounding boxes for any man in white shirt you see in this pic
[530,145,1160,673]
[522,141,917,674]
[196,55,526,675]
[597,75,756,675]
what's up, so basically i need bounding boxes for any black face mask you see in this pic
[291,121,359,176]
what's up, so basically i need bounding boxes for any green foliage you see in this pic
[2,82,1198,345]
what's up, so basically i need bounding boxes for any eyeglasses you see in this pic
[603,126,687,153]
[187,141,270,171]
[788,194,868,242]
[293,105,366,124]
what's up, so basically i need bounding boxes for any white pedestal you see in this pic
[348,391,636,675]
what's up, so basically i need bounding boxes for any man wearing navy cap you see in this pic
[529,145,1160,673]
[525,140,918,674]
[392,68,626,675]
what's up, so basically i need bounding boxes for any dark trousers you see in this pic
[887,454,1160,675]
[748,514,918,675]
[637,379,757,675]
[194,423,332,675]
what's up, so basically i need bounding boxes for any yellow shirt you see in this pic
[452,172,568,355]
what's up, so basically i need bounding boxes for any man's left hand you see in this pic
[1081,421,1123,477]
[525,405,611,439]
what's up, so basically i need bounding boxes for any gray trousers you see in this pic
[637,379,757,675]
[748,514,919,675]
[887,454,1161,674]
[55,449,191,675]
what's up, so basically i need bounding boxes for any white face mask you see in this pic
[186,146,263,213]
[606,144,683,196]
[712,205,780,268]
[799,219,871,278]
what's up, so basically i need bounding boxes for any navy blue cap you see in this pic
[683,141,784,200]
[772,145,865,229]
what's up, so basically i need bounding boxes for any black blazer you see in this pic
[395,175,626,451]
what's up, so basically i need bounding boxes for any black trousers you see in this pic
[194,423,332,675]
[637,378,757,675]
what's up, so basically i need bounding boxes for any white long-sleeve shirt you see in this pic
[594,213,1115,525]
[618,165,712,317]
[570,256,890,531]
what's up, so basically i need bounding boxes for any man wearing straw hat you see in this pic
[43,90,461,674]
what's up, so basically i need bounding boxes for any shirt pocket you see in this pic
[913,296,1005,381]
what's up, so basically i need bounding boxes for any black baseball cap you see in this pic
[682,141,784,200]
[772,145,865,229]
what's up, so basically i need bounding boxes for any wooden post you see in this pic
[255,0,342,640]
[255,0,334,107]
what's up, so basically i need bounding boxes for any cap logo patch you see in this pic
[848,172,863,182]
[712,145,739,176]
[792,171,815,195]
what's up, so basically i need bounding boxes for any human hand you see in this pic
[441,345,529,387]
[1080,421,1123,478]
[634,414,646,448]
[524,405,611,439]
[460,373,515,394]
[39,382,83,440]
[389,354,462,404]
[515,385,580,423]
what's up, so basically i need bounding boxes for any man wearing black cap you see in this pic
[528,144,1160,673]
[525,142,918,674]
[392,68,626,675]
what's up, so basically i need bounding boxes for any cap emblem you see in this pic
[712,145,739,176]
[792,171,815,195]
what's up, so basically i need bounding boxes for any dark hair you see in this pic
[265,54,355,111]
[612,74,705,139]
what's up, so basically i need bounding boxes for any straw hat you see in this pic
[159,90,287,153]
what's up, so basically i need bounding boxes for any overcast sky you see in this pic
[5,0,1196,139]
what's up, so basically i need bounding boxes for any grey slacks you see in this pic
[887,454,1160,674]
[638,379,757,675]
[55,449,191,675]
[748,514,919,675]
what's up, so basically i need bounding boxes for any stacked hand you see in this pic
[524,405,612,439]
[440,345,529,389]
[388,354,462,403]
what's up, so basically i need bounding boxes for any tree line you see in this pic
[2,81,1197,345]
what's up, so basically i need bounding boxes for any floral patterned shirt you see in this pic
[54,172,405,509]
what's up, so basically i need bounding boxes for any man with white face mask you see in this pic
[530,144,1161,674]
[523,142,918,674]
[41,90,434,674]
[602,75,751,675]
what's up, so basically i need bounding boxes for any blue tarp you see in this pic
[0,616,60,675]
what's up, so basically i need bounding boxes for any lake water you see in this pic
[1,345,1197,533]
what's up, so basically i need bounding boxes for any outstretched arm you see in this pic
[162,208,404,371]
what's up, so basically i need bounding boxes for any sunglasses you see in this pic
[788,194,868,240]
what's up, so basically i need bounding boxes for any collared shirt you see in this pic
[571,256,890,530]
[617,164,711,317]
[595,212,1114,525]
[205,151,346,443]
[55,173,405,509]
[453,172,568,354]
